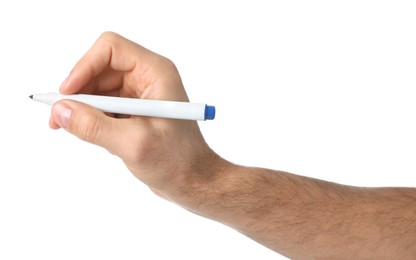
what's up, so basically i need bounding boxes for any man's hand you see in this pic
[49,32,221,198]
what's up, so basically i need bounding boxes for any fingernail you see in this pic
[52,103,72,128]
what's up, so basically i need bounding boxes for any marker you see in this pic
[29,92,215,121]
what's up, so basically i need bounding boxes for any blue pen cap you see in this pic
[205,105,216,120]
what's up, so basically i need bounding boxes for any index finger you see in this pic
[59,31,154,95]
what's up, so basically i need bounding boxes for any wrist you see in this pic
[166,148,235,215]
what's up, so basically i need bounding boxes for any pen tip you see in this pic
[29,95,33,99]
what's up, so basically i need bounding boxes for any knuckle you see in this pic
[159,56,177,70]
[99,31,120,42]
[156,56,181,79]
[78,115,102,144]
[97,31,122,51]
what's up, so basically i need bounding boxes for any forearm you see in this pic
[171,154,416,259]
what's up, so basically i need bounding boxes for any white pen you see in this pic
[30,92,215,121]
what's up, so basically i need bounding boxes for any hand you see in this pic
[49,32,222,199]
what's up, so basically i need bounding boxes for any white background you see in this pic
[1,1,415,259]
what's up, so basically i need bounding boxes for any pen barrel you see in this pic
[34,93,208,121]
[79,95,207,120]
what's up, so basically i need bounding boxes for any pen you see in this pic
[30,92,215,121]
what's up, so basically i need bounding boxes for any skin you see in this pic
[49,32,416,259]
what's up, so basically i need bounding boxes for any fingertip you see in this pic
[49,116,61,129]
[59,74,78,94]
[51,102,72,129]
[59,67,90,95]
[59,75,70,93]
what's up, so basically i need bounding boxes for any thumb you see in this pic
[51,100,121,151]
